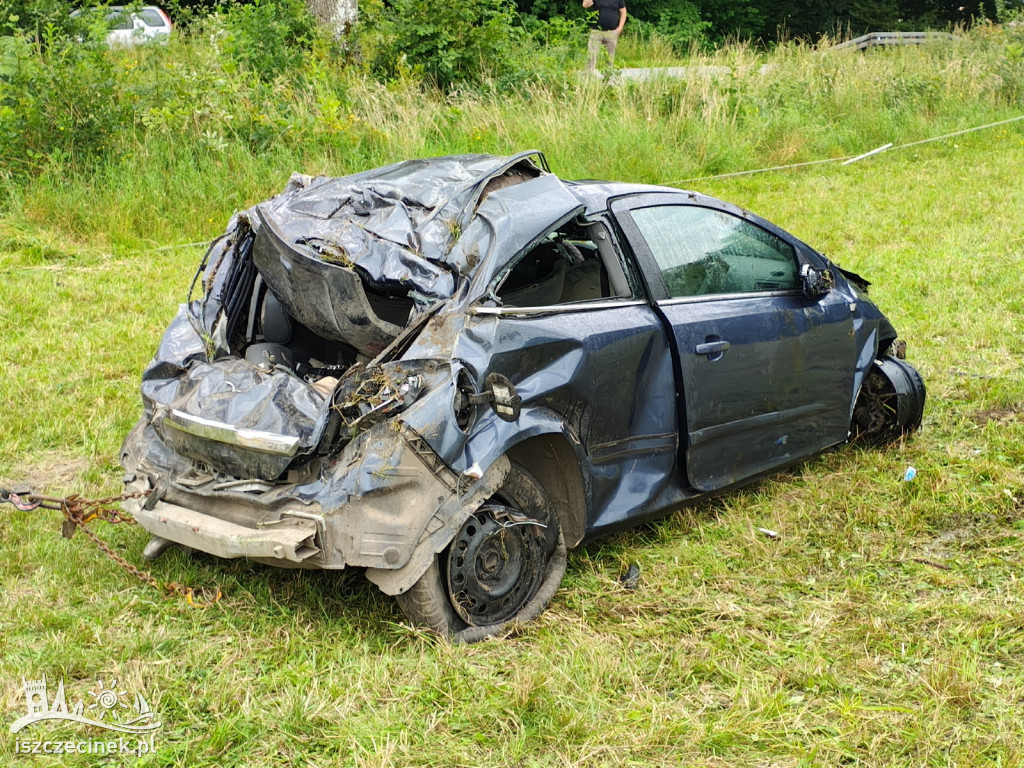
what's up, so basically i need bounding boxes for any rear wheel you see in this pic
[396,461,566,642]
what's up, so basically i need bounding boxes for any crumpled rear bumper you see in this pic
[123,421,509,595]
[133,499,320,563]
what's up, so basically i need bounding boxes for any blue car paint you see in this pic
[395,181,893,543]
[458,306,679,542]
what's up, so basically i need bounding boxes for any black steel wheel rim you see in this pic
[446,508,545,626]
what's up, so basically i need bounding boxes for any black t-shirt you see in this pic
[590,0,625,31]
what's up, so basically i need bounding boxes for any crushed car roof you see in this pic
[244,151,554,300]
[220,151,603,356]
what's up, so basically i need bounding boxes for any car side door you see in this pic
[105,9,134,45]
[610,193,858,492]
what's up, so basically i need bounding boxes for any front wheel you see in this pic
[851,356,926,445]
[396,462,566,643]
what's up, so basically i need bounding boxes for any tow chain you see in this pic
[1,486,221,607]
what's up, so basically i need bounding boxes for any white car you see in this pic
[72,6,172,46]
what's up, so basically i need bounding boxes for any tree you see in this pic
[305,0,357,37]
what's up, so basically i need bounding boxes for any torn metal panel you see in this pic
[124,418,510,586]
[254,181,457,300]
[389,362,472,463]
[234,152,551,356]
[151,357,331,481]
[450,174,586,295]
[251,152,547,289]
[365,454,510,595]
[252,207,409,357]
[141,304,210,397]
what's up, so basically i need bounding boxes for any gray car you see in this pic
[121,152,925,640]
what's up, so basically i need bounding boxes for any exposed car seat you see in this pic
[559,260,606,303]
[501,257,568,307]
[245,290,295,368]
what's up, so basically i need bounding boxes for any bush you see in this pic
[209,0,319,81]
[361,0,526,89]
[0,0,76,41]
[627,0,710,53]
[0,25,133,173]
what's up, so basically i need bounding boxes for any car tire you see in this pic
[851,356,926,445]
[395,461,566,642]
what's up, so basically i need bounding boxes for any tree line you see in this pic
[522,0,1000,45]
[1,0,1010,47]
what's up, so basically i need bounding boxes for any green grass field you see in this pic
[1,29,1024,767]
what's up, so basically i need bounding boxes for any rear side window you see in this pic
[107,10,133,29]
[138,8,166,26]
[630,206,799,298]
[492,221,629,308]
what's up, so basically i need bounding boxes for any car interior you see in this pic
[493,220,633,308]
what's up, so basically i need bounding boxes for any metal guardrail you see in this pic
[832,31,957,50]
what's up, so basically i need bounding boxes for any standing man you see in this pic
[583,0,626,74]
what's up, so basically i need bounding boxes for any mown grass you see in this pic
[2,29,1024,767]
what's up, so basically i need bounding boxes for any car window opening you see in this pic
[494,221,633,308]
[109,11,133,29]
[137,8,166,26]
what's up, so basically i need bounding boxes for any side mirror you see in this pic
[800,264,834,298]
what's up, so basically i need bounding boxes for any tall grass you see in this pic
[3,21,1023,252]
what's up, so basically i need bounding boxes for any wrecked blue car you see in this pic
[121,151,925,641]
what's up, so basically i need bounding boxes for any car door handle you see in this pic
[695,340,731,356]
